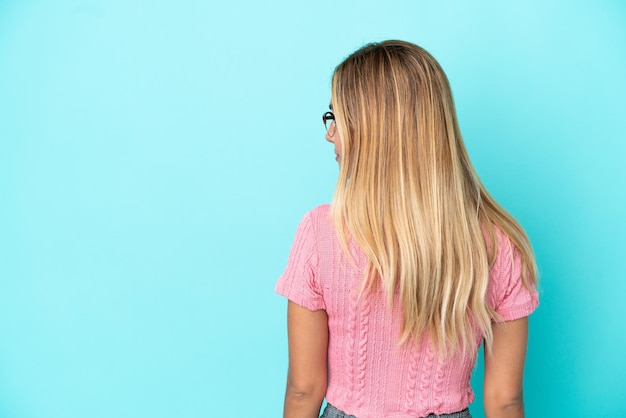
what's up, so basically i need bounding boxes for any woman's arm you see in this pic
[483,317,529,418]
[283,301,329,418]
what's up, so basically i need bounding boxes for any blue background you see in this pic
[1,1,625,417]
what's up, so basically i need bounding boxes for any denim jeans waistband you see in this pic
[320,403,471,418]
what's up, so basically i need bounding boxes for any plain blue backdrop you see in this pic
[1,1,625,417]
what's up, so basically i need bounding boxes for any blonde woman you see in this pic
[276,40,538,418]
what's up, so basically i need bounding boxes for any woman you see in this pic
[276,40,539,418]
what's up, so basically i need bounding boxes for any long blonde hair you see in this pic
[330,40,537,355]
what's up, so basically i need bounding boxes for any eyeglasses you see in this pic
[322,111,336,137]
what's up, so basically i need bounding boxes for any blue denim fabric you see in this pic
[320,403,472,418]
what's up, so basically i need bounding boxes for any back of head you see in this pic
[331,40,468,196]
[330,40,537,355]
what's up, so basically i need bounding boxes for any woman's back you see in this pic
[276,205,537,417]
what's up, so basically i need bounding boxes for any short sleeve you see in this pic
[275,212,326,311]
[488,232,539,322]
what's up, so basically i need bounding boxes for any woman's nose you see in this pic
[325,122,335,143]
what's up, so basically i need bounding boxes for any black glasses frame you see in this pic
[322,111,335,136]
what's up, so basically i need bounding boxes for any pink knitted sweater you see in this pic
[276,205,538,418]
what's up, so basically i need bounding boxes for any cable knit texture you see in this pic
[276,205,539,418]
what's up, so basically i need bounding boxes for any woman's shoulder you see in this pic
[484,223,517,288]
[292,204,333,239]
[301,204,332,227]
[483,222,514,260]
[308,203,331,216]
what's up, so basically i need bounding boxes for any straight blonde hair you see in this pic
[330,40,537,355]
